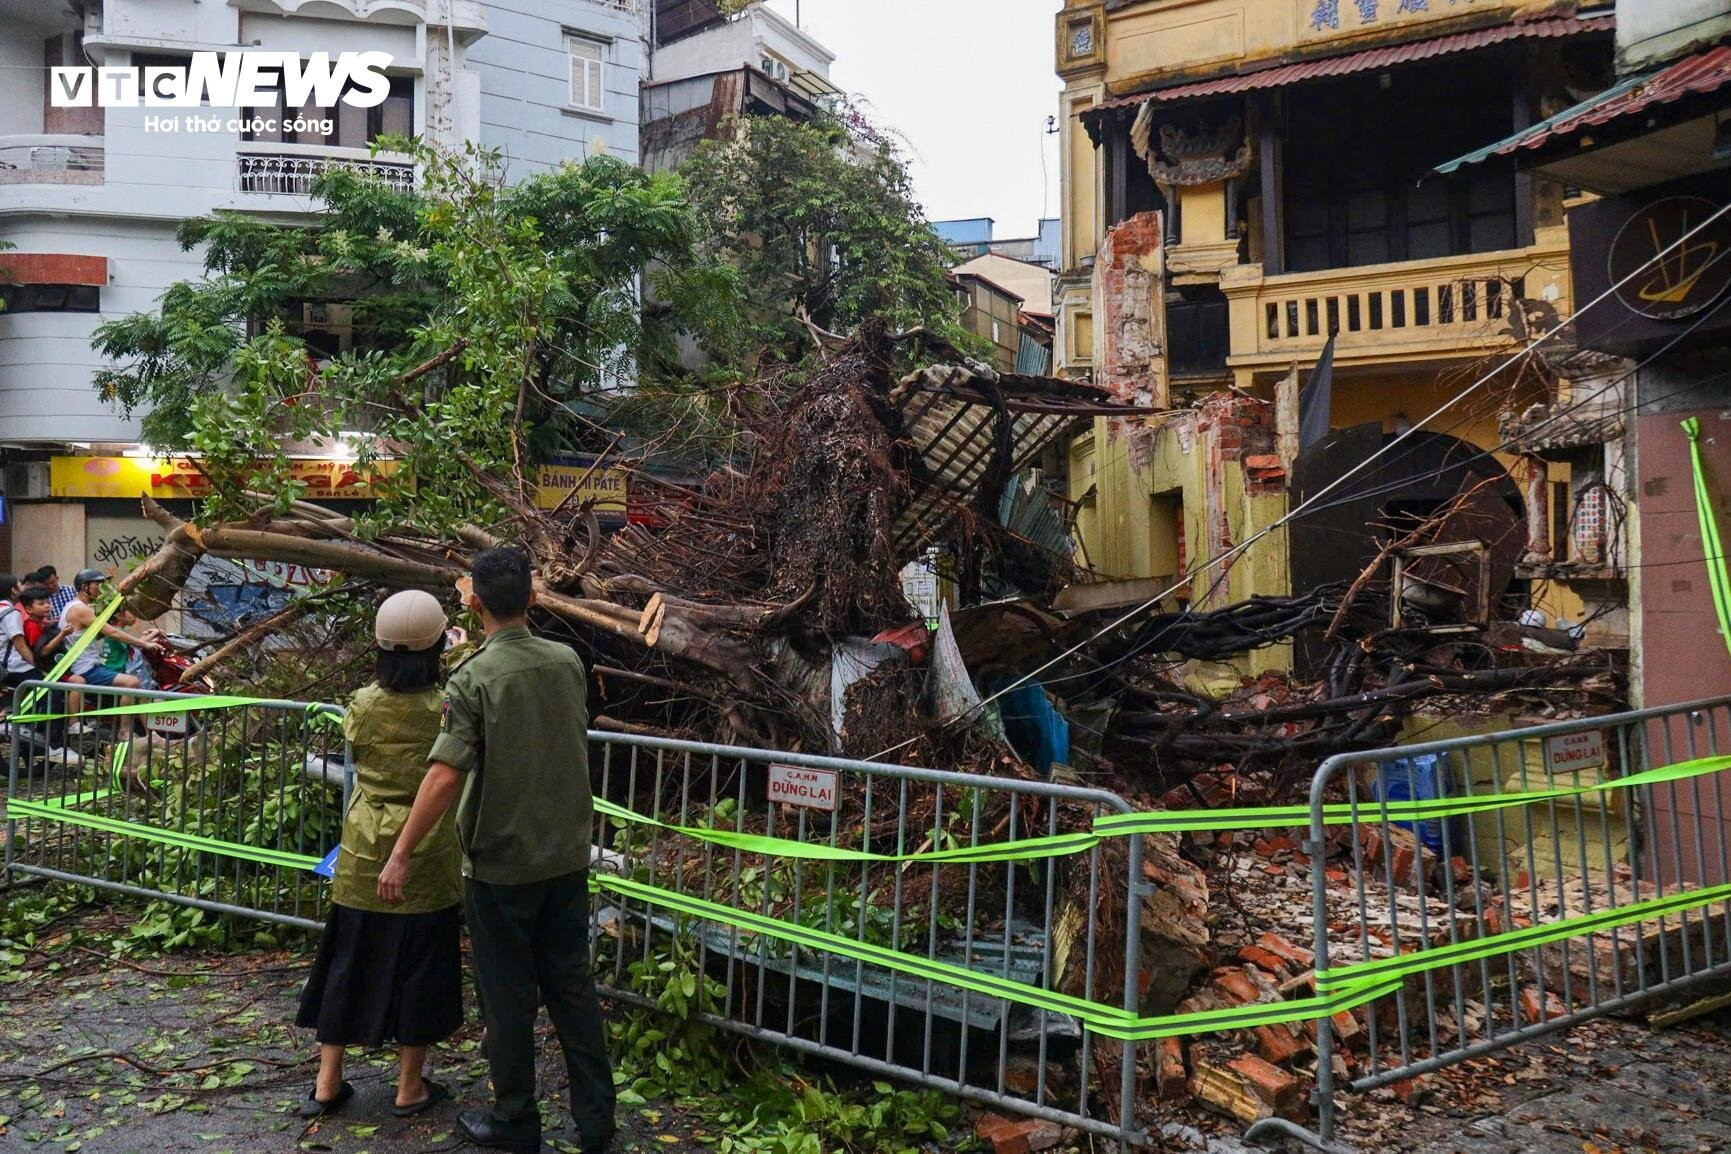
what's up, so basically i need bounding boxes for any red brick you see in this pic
[1227,1053,1303,1110]
[1155,1036,1188,1100]
[1253,1024,1310,1066]
[974,1114,1053,1154]
[1210,968,1263,1005]
[1451,856,1473,883]
[1257,932,1315,970]
[1237,944,1291,975]
[1518,986,1566,1024]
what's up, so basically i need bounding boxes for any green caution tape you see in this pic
[1685,417,1731,661]
[594,754,1731,866]
[6,796,321,873]
[590,871,1403,1041]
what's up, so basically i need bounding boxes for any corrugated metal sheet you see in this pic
[1014,330,1053,376]
[1093,15,1612,112]
[1439,44,1731,173]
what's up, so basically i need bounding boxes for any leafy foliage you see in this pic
[92,142,721,530]
[606,928,971,1154]
[678,113,972,368]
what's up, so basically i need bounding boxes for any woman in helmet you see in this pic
[295,591,464,1119]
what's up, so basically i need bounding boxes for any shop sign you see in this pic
[50,456,397,501]
[533,457,628,517]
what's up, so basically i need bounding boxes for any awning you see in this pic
[1436,44,1731,175]
[1089,15,1610,117]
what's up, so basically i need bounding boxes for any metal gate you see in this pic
[1256,695,1731,1152]
[584,732,1149,1147]
[4,681,349,931]
[0,686,1151,1146]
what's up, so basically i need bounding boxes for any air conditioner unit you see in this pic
[760,56,790,83]
[5,462,50,501]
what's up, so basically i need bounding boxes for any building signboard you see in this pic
[50,456,398,501]
[532,457,629,518]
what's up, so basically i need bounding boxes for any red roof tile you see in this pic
[1092,15,1612,112]
[1501,44,1731,158]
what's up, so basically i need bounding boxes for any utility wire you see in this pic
[865,198,1731,762]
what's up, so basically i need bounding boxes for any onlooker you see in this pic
[39,567,75,618]
[381,548,615,1154]
[60,570,158,702]
[0,574,34,704]
[17,585,82,765]
[295,591,462,1120]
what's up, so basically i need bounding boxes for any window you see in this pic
[0,284,100,313]
[1281,54,1523,272]
[568,36,606,112]
[242,72,414,148]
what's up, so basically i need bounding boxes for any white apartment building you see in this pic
[0,0,643,577]
[648,0,834,96]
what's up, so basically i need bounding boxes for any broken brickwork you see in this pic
[1094,210,1165,406]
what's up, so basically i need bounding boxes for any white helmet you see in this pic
[375,590,447,652]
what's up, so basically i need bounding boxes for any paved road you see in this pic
[3,901,1731,1153]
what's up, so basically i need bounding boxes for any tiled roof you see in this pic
[1437,44,1731,174]
[1093,15,1612,112]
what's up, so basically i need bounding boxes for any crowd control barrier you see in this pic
[1256,695,1731,1153]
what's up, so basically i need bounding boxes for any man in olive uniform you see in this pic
[379,548,615,1154]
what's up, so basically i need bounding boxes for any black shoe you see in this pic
[458,1109,540,1153]
[579,1126,617,1154]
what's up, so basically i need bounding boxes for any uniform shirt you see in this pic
[428,625,594,886]
[57,600,99,676]
[0,605,34,676]
[332,684,462,914]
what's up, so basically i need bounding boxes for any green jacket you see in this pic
[427,625,594,886]
[331,684,462,914]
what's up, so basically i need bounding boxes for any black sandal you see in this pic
[392,1077,449,1117]
[297,1080,354,1118]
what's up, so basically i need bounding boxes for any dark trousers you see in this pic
[465,870,615,1138]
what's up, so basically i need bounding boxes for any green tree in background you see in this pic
[678,112,971,369]
[91,143,729,529]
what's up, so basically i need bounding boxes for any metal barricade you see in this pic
[1265,696,1731,1152]
[3,681,349,931]
[585,732,1149,1147]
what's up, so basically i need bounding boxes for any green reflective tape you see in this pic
[6,797,321,873]
[1685,417,1731,661]
[10,696,342,728]
[1318,878,1731,994]
[593,872,1402,1040]
[595,755,1731,867]
[593,798,1104,864]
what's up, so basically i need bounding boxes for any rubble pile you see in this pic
[114,334,1638,1134]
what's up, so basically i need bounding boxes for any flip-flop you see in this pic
[392,1077,449,1117]
[297,1080,354,1118]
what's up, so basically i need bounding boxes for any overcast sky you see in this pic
[760,0,1064,240]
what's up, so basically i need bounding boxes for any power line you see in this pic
[864,197,1731,762]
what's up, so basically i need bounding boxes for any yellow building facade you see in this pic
[1054,0,1617,665]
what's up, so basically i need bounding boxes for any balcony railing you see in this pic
[1220,230,1573,371]
[236,144,415,197]
[0,134,104,186]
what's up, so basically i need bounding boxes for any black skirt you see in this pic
[296,903,463,1048]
